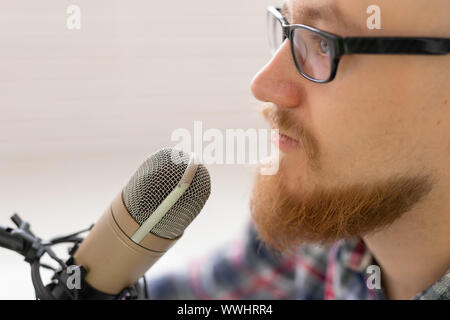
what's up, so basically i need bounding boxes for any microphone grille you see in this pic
[122,148,211,239]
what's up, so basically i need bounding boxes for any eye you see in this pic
[308,34,330,56]
[319,39,330,55]
[307,34,331,56]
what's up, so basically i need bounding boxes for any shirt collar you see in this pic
[412,269,450,300]
[336,237,374,273]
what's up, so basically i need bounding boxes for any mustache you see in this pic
[261,103,300,140]
[260,103,321,167]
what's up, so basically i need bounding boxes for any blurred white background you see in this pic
[0,0,279,299]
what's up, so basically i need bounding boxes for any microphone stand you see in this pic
[0,213,147,300]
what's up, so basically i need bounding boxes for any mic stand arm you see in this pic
[0,213,49,264]
[1,213,147,300]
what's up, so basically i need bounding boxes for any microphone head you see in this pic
[122,148,211,240]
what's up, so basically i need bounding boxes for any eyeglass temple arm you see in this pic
[340,38,450,55]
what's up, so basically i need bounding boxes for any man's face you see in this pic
[249,0,450,252]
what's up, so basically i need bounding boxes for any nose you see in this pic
[250,40,306,108]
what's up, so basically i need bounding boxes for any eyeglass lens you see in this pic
[267,11,334,81]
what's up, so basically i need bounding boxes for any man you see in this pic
[148,0,450,300]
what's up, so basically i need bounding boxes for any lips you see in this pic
[272,131,300,151]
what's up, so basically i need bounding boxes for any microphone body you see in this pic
[73,193,179,295]
[52,148,211,299]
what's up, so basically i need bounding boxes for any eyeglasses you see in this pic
[267,6,450,83]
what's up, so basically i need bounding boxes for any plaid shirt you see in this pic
[147,223,450,300]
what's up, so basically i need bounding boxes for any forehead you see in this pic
[285,0,450,37]
[283,0,366,34]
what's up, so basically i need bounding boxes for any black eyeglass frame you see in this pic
[268,6,450,83]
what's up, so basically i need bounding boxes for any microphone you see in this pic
[63,148,210,298]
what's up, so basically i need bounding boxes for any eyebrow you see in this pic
[281,1,363,32]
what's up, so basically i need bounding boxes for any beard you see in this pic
[250,104,434,253]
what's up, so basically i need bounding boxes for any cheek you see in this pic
[308,57,431,183]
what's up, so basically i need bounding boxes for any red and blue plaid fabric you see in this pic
[147,223,450,300]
